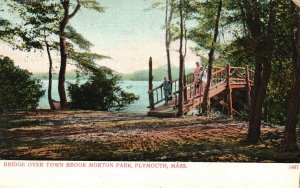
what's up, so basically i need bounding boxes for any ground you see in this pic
[0,110,299,162]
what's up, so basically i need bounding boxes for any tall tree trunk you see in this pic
[238,0,278,144]
[165,0,173,81]
[58,1,69,109]
[178,0,184,116]
[248,38,269,143]
[58,0,81,109]
[248,58,272,143]
[183,19,188,102]
[202,0,222,113]
[58,32,68,109]
[166,47,172,81]
[247,0,278,144]
[282,7,300,151]
[44,35,55,110]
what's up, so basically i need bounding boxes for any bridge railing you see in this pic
[230,66,254,84]
[210,67,227,91]
[148,65,254,110]
[148,73,194,109]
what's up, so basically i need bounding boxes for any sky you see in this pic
[0,0,199,73]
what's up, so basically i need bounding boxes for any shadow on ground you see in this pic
[0,110,299,162]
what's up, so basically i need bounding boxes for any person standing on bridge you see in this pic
[199,69,207,93]
[194,62,203,89]
[161,77,172,105]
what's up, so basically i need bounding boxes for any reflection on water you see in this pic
[38,80,162,114]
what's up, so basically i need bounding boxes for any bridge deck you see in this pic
[147,65,253,117]
[147,84,228,117]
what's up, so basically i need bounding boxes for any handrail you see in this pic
[231,78,246,81]
[147,72,194,108]
[148,65,254,109]
[211,67,226,76]
[212,66,222,70]
[230,66,245,69]
[149,73,194,94]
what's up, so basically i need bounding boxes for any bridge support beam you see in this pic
[227,89,233,116]
[211,93,225,109]
[226,65,233,116]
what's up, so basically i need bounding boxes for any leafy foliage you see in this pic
[3,0,107,109]
[193,0,296,126]
[67,66,139,111]
[0,56,45,110]
[7,0,99,54]
[80,0,105,12]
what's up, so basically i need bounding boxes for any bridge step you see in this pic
[147,66,253,117]
[147,110,177,118]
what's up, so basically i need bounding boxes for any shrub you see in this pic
[0,56,45,110]
[67,66,139,111]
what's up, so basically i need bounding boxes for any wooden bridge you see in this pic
[147,65,254,117]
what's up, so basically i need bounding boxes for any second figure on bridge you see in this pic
[194,62,203,88]
[162,77,172,105]
[194,62,207,93]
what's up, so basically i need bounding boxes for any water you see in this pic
[38,79,162,114]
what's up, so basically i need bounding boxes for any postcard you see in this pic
[0,0,299,187]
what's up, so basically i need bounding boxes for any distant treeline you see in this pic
[32,71,78,80]
[122,65,194,81]
[33,65,194,81]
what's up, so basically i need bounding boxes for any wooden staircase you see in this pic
[147,65,254,117]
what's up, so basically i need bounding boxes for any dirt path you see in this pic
[0,110,299,162]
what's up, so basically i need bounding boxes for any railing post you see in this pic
[193,83,195,103]
[226,64,233,116]
[183,69,188,102]
[245,65,251,108]
[148,57,154,110]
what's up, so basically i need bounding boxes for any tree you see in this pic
[151,0,176,81]
[10,0,60,110]
[0,56,45,110]
[202,0,223,113]
[6,0,105,110]
[5,0,99,110]
[165,0,175,81]
[67,66,139,111]
[151,0,192,102]
[177,0,185,116]
[58,0,104,109]
[282,0,300,151]
[58,0,81,109]
[236,0,280,144]
[221,0,295,126]
[182,0,191,102]
[187,0,296,129]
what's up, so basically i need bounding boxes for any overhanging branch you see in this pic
[69,0,81,19]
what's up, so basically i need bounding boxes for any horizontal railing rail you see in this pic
[148,65,254,110]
